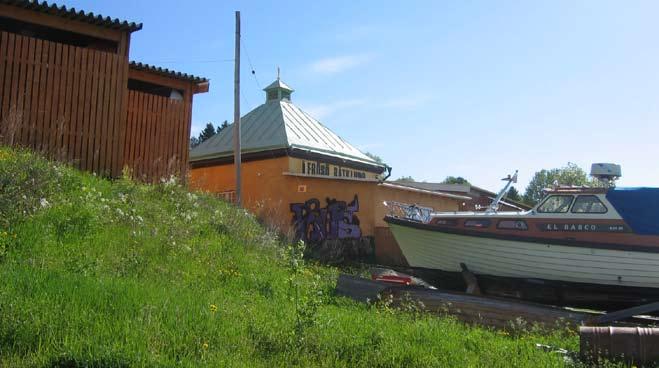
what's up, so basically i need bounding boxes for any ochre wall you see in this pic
[190,157,379,236]
[189,155,290,207]
[190,157,461,240]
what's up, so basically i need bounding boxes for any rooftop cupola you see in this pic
[263,69,294,102]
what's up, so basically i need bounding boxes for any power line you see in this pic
[147,58,234,64]
[241,18,261,90]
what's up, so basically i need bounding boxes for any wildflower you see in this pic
[202,342,209,350]
[210,304,218,313]
[39,198,50,208]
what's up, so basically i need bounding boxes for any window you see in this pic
[571,195,607,214]
[464,219,491,228]
[434,219,457,226]
[497,220,528,230]
[537,195,574,213]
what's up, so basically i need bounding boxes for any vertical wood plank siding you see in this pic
[124,89,187,182]
[0,31,192,182]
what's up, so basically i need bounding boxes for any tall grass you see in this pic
[0,146,608,367]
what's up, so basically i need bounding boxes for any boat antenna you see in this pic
[485,170,518,213]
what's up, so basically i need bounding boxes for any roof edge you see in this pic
[1,0,143,32]
[379,182,472,201]
[190,147,387,174]
[289,144,386,168]
[130,61,209,84]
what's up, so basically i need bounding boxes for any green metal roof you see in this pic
[190,80,384,168]
[263,79,293,92]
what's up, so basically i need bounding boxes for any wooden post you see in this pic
[233,11,242,206]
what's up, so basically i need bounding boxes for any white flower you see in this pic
[39,198,50,208]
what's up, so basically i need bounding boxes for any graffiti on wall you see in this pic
[290,195,361,243]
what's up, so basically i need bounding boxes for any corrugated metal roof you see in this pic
[1,0,143,32]
[379,183,472,201]
[190,99,383,168]
[130,61,208,84]
[392,180,532,210]
[391,181,471,193]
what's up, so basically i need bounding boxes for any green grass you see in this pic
[0,146,601,367]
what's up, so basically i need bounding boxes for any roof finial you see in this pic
[277,66,280,80]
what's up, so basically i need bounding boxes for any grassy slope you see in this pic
[0,147,588,367]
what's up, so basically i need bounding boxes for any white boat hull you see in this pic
[389,222,659,289]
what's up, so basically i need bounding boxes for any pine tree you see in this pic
[198,123,217,143]
[217,120,229,133]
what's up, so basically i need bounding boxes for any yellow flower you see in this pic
[210,304,218,313]
[202,342,209,349]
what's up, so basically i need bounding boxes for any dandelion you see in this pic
[202,342,209,350]
[210,304,218,313]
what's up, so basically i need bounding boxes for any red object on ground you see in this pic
[373,275,412,285]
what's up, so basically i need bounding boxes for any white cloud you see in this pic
[308,54,373,75]
[300,93,433,121]
[303,99,366,120]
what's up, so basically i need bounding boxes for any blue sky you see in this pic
[69,0,659,192]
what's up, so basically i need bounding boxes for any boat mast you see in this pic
[485,170,518,213]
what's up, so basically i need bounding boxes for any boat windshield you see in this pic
[537,195,574,213]
[571,195,608,213]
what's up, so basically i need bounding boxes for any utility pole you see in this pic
[233,11,242,206]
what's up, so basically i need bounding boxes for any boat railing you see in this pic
[384,201,434,223]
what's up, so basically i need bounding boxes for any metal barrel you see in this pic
[580,326,659,364]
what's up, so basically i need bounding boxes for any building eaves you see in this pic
[130,61,209,84]
[1,0,143,32]
[391,181,471,193]
[379,182,472,201]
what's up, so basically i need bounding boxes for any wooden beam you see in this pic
[590,301,659,325]
[335,274,595,329]
[460,263,482,295]
[0,4,125,42]
[193,81,209,94]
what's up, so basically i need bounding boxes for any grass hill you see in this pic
[0,147,591,367]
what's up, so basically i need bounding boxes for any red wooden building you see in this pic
[0,0,209,181]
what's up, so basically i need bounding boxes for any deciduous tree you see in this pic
[442,176,469,185]
[523,162,597,205]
